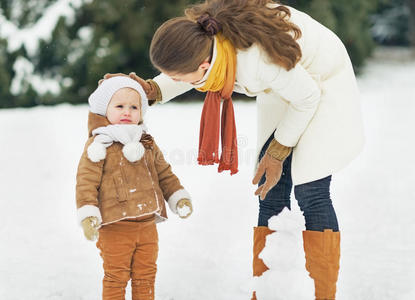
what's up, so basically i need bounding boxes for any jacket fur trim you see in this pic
[77,204,102,225]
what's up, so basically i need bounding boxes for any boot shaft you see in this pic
[303,229,340,300]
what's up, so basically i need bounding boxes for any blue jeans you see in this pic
[257,134,339,232]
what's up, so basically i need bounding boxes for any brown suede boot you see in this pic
[303,229,341,300]
[251,226,275,300]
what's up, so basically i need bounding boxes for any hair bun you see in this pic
[197,14,221,36]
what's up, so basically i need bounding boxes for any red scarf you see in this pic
[196,38,238,175]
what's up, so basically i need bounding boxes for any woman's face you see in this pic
[162,60,211,84]
[106,88,142,125]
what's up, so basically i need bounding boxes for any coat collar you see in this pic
[87,112,110,137]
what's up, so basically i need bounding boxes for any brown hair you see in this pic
[150,0,302,73]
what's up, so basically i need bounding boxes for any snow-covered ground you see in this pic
[0,54,415,299]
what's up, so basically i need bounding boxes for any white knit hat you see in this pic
[88,76,149,117]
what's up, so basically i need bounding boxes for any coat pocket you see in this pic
[99,170,128,209]
[113,173,128,203]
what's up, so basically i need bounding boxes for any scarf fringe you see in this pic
[218,163,238,175]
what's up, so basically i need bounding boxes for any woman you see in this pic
[106,0,364,298]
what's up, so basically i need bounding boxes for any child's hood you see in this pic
[87,112,110,137]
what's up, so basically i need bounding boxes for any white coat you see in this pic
[152,5,365,185]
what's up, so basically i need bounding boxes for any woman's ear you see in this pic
[199,60,211,71]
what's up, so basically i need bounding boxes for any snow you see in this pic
[255,208,314,300]
[90,217,99,228]
[0,55,415,299]
[0,0,93,96]
[177,204,192,218]
[11,56,61,96]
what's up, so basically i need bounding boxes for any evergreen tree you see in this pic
[0,38,14,108]
[0,0,60,108]
[0,0,57,27]
[33,0,193,105]
[281,0,379,71]
[1,0,408,108]
[371,0,411,46]
[409,0,415,46]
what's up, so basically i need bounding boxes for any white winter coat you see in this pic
[152,5,365,185]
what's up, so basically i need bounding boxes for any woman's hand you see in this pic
[98,72,129,85]
[252,153,283,200]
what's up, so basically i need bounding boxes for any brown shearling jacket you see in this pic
[76,112,187,225]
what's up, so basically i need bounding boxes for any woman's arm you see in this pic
[258,55,322,147]
[152,73,194,104]
[102,72,193,105]
[252,55,321,200]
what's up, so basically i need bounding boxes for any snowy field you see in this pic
[1,54,415,299]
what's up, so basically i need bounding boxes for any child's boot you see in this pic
[251,226,275,300]
[303,229,341,300]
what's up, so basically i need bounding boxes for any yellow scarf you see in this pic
[196,34,239,175]
[196,34,236,94]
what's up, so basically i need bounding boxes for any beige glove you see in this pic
[177,199,193,219]
[81,216,100,241]
[99,72,161,105]
[252,139,292,200]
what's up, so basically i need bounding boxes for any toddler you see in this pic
[76,76,192,300]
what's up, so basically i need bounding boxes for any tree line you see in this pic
[0,0,413,108]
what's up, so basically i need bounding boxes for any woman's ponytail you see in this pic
[186,0,302,70]
[196,14,222,36]
[150,0,302,74]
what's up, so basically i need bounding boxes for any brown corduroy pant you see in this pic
[96,219,159,300]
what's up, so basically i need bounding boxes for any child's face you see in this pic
[106,88,142,125]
